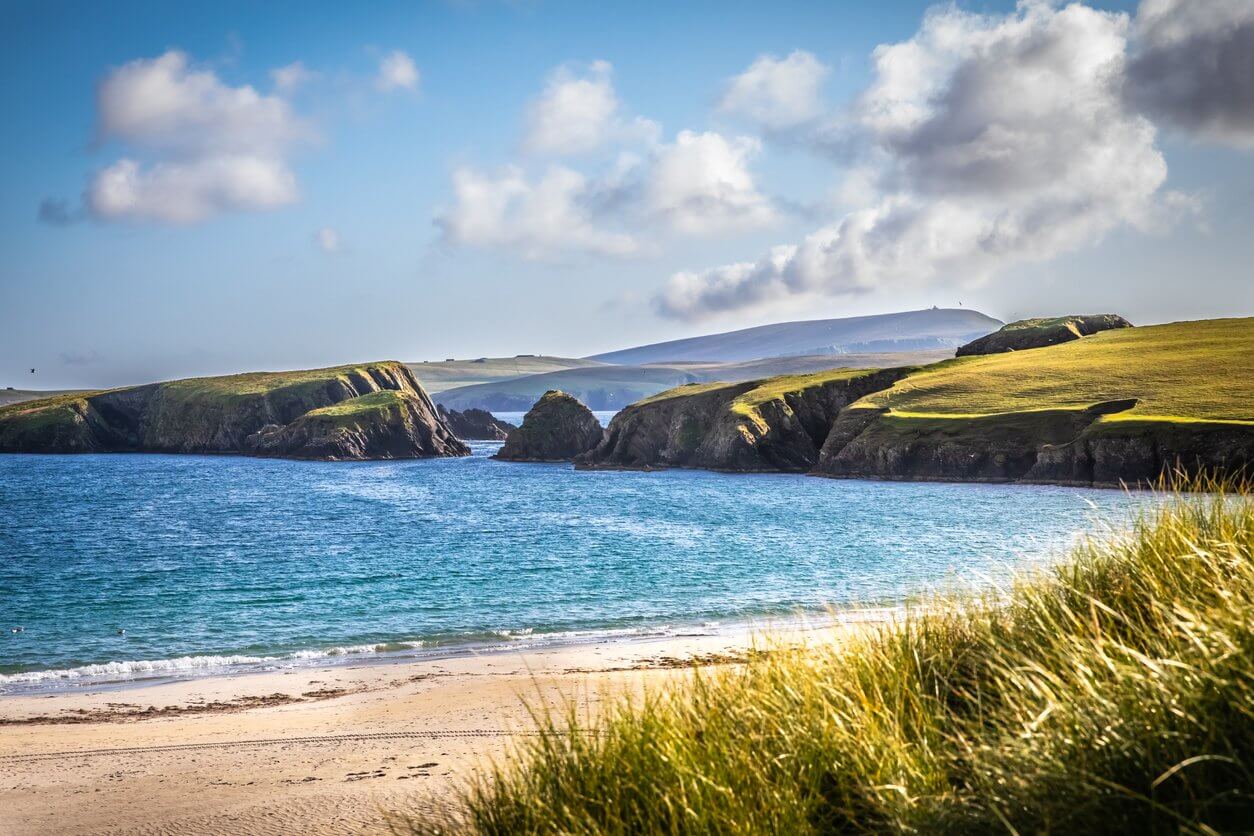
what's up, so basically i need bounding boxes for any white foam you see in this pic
[0,653,279,685]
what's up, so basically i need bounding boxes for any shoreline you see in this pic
[0,615,878,835]
[0,607,902,699]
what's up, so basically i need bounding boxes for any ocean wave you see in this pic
[0,641,430,687]
[0,621,722,691]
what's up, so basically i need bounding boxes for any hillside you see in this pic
[818,317,1254,485]
[434,349,952,412]
[407,355,604,394]
[575,317,1252,486]
[588,308,1001,364]
[0,362,468,461]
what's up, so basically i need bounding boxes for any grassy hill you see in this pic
[857,317,1253,423]
[0,361,466,460]
[589,307,1001,364]
[580,316,1252,485]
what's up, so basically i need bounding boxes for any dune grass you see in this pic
[416,479,1253,834]
[861,317,1253,422]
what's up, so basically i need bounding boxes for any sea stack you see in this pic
[494,390,603,462]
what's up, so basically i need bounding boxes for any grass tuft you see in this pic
[407,477,1254,833]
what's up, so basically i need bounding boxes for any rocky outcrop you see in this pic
[815,401,1253,487]
[0,362,469,461]
[494,390,603,462]
[576,368,913,472]
[956,315,1132,356]
[437,406,516,441]
[1025,419,1254,486]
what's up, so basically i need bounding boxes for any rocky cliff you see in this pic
[814,405,1253,488]
[494,390,603,461]
[0,361,469,461]
[956,314,1132,356]
[437,406,516,441]
[576,368,913,472]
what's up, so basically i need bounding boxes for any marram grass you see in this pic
[403,478,1254,834]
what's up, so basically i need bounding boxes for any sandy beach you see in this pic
[0,617,878,835]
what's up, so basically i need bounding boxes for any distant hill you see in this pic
[0,388,88,408]
[434,350,954,412]
[407,355,604,394]
[588,308,1002,365]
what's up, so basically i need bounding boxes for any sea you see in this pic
[0,411,1153,693]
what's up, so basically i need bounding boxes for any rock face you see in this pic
[956,315,1132,356]
[436,406,516,441]
[0,361,469,461]
[814,401,1254,487]
[494,390,603,461]
[576,368,913,472]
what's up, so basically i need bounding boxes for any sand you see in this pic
[0,617,881,835]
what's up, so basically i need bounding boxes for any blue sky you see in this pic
[2,0,1251,388]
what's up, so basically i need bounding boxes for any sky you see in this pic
[2,0,1252,389]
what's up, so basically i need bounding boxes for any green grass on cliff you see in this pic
[299,390,410,426]
[415,483,1254,833]
[638,367,882,412]
[157,361,410,399]
[861,317,1253,424]
[730,367,882,415]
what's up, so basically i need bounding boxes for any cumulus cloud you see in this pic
[645,131,777,234]
[656,2,1171,320]
[523,61,658,155]
[719,50,830,131]
[1126,0,1254,146]
[84,50,308,223]
[87,156,297,223]
[437,165,638,260]
[315,227,340,254]
[376,49,420,92]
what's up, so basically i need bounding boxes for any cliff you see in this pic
[560,317,1252,486]
[576,368,913,472]
[437,406,517,441]
[0,361,469,461]
[494,390,603,462]
[956,314,1132,356]
[816,318,1253,487]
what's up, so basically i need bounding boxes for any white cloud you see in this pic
[315,227,340,254]
[376,49,420,92]
[88,156,297,223]
[1126,0,1254,147]
[271,61,315,93]
[719,50,830,131]
[437,165,638,260]
[523,61,658,155]
[87,50,308,223]
[645,131,777,234]
[656,2,1171,320]
[96,51,307,155]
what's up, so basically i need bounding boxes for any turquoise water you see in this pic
[0,435,1150,692]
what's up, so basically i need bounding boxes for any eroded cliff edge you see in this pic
[576,368,913,472]
[0,361,469,461]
